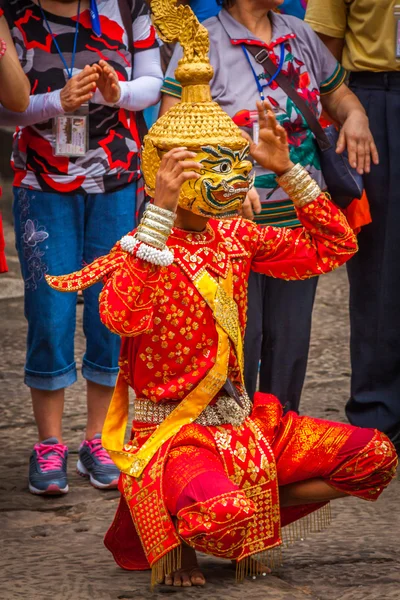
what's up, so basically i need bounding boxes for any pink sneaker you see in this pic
[29,437,69,495]
[77,434,119,489]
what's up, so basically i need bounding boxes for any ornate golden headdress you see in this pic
[143,0,250,210]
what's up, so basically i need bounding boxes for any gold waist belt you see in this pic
[134,392,252,428]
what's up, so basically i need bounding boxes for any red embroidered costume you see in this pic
[47,203,397,581]
[46,0,397,586]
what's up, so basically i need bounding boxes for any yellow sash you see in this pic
[102,266,243,478]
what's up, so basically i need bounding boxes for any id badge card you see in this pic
[54,104,89,157]
[252,119,260,166]
[395,5,400,59]
[252,120,260,145]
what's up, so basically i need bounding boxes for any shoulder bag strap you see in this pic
[243,44,331,152]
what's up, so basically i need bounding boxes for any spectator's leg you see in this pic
[82,183,136,439]
[346,83,400,444]
[13,187,83,442]
[259,276,318,413]
[244,270,265,401]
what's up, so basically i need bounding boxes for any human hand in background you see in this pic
[95,60,121,104]
[247,101,293,176]
[60,65,99,112]
[336,110,379,175]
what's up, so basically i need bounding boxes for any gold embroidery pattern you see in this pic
[121,442,181,570]
[212,419,281,562]
[177,490,257,559]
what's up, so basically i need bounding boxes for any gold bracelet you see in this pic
[279,163,304,183]
[147,203,177,222]
[143,209,175,228]
[137,221,169,240]
[138,226,169,244]
[134,205,175,251]
[294,180,321,207]
[141,216,172,237]
[135,230,166,250]
[277,163,321,207]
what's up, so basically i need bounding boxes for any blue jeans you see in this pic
[13,185,136,391]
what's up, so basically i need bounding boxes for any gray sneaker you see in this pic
[29,437,69,495]
[77,434,119,489]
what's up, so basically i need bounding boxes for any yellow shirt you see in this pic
[305,0,400,72]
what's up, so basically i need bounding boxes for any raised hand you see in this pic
[248,101,294,176]
[60,65,99,112]
[154,148,202,213]
[96,60,121,104]
[240,186,262,220]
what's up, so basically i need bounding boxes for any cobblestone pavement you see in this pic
[1,216,399,600]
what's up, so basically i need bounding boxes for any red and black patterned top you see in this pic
[0,0,160,194]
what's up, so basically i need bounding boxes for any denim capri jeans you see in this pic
[13,184,136,391]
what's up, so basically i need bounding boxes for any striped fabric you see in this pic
[320,62,347,95]
[253,198,301,228]
[162,77,183,99]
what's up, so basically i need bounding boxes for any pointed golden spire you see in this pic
[151,0,214,94]
[143,0,247,196]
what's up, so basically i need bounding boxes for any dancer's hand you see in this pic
[96,60,121,104]
[240,186,262,220]
[248,101,293,176]
[154,148,202,213]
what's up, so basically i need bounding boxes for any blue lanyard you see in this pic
[241,43,285,101]
[38,0,81,79]
[90,0,101,37]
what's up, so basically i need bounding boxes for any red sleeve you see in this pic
[249,193,358,280]
[99,254,163,336]
[46,235,163,338]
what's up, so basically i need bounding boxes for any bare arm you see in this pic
[159,93,179,117]
[322,84,363,125]
[317,33,344,62]
[0,16,30,112]
[318,39,379,175]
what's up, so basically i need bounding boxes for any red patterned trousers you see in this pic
[105,394,397,571]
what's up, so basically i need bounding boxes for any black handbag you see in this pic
[244,46,364,209]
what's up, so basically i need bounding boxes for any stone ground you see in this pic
[0,205,399,600]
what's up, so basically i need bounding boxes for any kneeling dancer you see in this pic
[47,0,397,588]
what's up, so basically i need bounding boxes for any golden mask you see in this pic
[143,0,253,218]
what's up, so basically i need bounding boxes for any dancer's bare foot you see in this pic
[164,545,206,587]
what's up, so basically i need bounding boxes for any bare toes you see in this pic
[191,569,206,586]
[173,572,183,587]
[181,573,193,587]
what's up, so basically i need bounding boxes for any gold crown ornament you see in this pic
[143,0,254,219]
